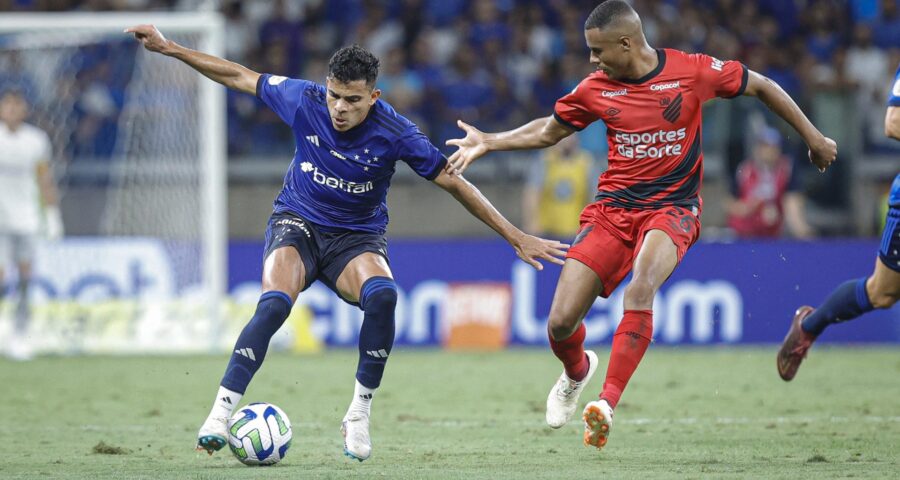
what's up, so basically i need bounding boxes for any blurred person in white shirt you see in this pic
[0,89,63,361]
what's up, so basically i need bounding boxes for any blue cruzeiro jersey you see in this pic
[888,64,900,207]
[257,74,446,234]
[888,62,900,108]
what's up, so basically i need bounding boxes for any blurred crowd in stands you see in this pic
[2,0,898,153]
[1,0,898,237]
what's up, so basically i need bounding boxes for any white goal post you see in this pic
[0,12,227,353]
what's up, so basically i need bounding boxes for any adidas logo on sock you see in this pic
[220,396,232,404]
[359,393,373,400]
[366,349,389,359]
[235,348,256,361]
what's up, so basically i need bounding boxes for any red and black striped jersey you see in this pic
[554,48,747,213]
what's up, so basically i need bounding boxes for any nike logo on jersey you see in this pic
[306,135,319,147]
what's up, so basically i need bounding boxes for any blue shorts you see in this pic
[879,207,900,273]
[263,211,389,304]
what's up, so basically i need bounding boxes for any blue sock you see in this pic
[801,278,873,336]
[356,277,398,389]
[221,291,293,394]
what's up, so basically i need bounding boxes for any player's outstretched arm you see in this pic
[125,24,260,95]
[432,169,568,270]
[743,70,837,172]
[445,116,574,175]
[885,106,900,140]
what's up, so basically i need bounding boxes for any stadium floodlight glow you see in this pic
[0,11,227,352]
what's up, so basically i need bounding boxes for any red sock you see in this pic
[548,323,589,381]
[601,310,653,408]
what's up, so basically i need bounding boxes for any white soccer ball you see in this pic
[227,402,293,466]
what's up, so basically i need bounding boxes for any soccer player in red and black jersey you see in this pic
[447,1,837,450]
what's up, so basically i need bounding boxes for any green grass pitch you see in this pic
[1,347,898,479]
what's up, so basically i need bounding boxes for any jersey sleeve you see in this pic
[398,130,447,181]
[690,53,748,102]
[888,64,900,107]
[553,81,600,131]
[256,73,313,125]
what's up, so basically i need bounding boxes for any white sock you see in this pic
[209,386,242,419]
[346,380,375,418]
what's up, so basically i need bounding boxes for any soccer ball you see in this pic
[227,402,293,466]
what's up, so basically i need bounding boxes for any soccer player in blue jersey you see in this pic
[777,65,900,381]
[126,25,568,461]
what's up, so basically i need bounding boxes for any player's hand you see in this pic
[512,233,569,271]
[445,120,489,175]
[125,24,172,55]
[44,205,64,241]
[807,136,837,173]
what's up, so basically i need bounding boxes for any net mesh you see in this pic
[0,26,219,353]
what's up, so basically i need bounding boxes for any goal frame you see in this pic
[0,11,227,347]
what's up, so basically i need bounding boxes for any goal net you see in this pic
[0,12,226,353]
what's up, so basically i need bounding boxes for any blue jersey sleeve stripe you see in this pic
[369,115,404,136]
[374,109,405,131]
[888,98,900,107]
[423,155,448,180]
[256,74,266,99]
[304,87,326,106]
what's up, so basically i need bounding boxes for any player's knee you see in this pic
[868,290,900,309]
[362,285,397,313]
[623,279,656,308]
[248,291,292,333]
[547,315,579,340]
[360,278,398,318]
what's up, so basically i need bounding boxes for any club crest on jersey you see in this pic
[662,92,683,123]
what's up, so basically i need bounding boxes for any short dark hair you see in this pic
[584,0,636,30]
[327,44,380,87]
[0,87,25,100]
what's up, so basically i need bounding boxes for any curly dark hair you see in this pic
[327,44,380,87]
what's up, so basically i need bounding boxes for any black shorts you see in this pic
[263,211,389,304]
[879,206,900,273]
